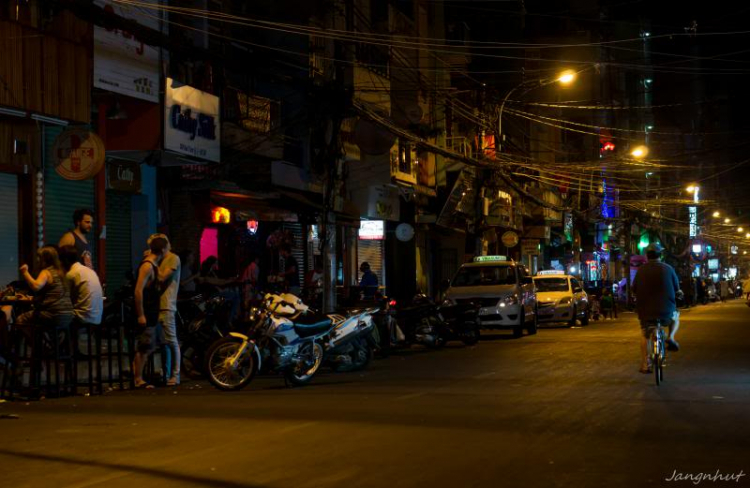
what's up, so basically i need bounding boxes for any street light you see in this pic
[557,70,577,85]
[630,145,649,158]
[497,69,578,152]
[713,211,721,218]
[725,218,732,224]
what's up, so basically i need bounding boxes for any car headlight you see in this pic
[558,297,572,305]
[499,295,518,307]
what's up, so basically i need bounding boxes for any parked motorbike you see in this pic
[204,293,378,390]
[388,293,447,349]
[438,302,481,346]
[178,293,233,378]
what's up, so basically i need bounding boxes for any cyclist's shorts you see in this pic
[639,318,674,339]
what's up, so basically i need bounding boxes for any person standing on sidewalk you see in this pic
[132,236,167,389]
[59,208,95,269]
[148,234,181,386]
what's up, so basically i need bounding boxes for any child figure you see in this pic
[600,288,615,320]
[589,295,601,321]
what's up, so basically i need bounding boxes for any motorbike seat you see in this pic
[294,319,332,337]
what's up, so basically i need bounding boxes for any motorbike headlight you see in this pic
[558,297,572,305]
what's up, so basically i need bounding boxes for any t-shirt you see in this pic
[360,271,379,298]
[66,262,104,324]
[160,252,181,312]
[600,295,614,309]
[632,261,680,321]
[71,231,94,269]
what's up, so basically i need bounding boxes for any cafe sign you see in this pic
[53,129,106,180]
[107,160,142,193]
[164,78,221,162]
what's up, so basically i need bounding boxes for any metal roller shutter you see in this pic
[357,239,384,290]
[0,173,19,286]
[282,223,306,287]
[105,191,132,296]
[43,126,96,257]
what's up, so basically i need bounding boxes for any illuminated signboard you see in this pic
[692,244,702,253]
[359,220,385,240]
[537,270,565,276]
[708,258,719,270]
[474,255,508,262]
[689,206,698,237]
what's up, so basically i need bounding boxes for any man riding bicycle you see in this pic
[632,244,681,374]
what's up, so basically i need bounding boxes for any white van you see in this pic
[441,256,538,337]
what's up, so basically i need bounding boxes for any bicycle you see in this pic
[645,319,668,385]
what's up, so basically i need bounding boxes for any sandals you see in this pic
[134,379,155,389]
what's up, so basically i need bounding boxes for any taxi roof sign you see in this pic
[537,270,565,276]
[473,255,507,263]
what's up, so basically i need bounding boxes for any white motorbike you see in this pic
[204,293,378,390]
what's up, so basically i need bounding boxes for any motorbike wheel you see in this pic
[461,323,480,346]
[204,337,258,391]
[285,341,324,386]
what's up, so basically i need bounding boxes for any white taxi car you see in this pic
[441,256,538,337]
[532,271,589,326]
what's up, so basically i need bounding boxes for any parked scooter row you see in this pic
[203,293,378,391]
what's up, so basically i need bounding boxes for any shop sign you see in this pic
[165,78,221,162]
[708,258,719,270]
[359,220,384,240]
[689,206,698,237]
[107,160,141,192]
[501,231,519,248]
[94,0,160,102]
[521,239,539,256]
[367,185,399,221]
[53,129,106,181]
[395,223,415,242]
[525,226,551,240]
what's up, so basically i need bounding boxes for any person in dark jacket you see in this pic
[632,244,681,374]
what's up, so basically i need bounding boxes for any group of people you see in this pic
[0,209,104,395]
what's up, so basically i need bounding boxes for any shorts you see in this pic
[639,318,674,339]
[135,313,163,354]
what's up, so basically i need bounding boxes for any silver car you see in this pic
[441,257,538,337]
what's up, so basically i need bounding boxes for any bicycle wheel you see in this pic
[652,330,661,386]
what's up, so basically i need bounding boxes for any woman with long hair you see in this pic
[16,245,74,328]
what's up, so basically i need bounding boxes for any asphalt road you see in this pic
[2,299,749,488]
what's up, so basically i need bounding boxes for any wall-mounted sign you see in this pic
[395,223,414,242]
[107,160,142,192]
[94,0,160,102]
[501,231,519,248]
[53,129,106,180]
[165,78,220,162]
[367,185,399,221]
[359,220,384,240]
[689,206,698,237]
[708,258,719,270]
[521,239,540,256]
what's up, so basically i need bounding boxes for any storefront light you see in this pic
[211,206,231,224]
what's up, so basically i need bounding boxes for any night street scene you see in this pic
[2,0,750,487]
